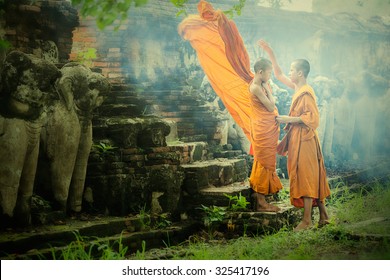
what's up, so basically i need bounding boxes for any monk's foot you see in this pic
[318,219,330,228]
[293,221,312,232]
[256,203,281,213]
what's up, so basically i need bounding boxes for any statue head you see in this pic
[0,51,60,119]
[74,71,110,112]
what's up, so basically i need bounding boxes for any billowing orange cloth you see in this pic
[178,0,253,140]
[249,84,283,195]
[279,85,331,207]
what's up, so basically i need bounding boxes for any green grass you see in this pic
[46,181,390,260]
[130,181,390,260]
[165,225,389,260]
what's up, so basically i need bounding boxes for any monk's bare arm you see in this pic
[258,40,295,90]
[276,115,303,124]
[250,83,275,112]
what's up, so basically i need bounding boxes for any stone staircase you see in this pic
[0,215,199,259]
[0,83,300,259]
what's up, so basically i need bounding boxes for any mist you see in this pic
[71,0,390,171]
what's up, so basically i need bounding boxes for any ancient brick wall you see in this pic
[1,0,78,63]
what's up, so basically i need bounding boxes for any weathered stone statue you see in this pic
[0,51,60,226]
[313,76,338,164]
[38,63,110,215]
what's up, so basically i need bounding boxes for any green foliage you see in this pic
[135,240,147,259]
[71,0,247,30]
[331,180,390,228]
[276,187,290,201]
[75,47,97,67]
[0,39,11,51]
[224,192,250,211]
[198,204,226,239]
[71,0,147,30]
[96,233,128,260]
[92,142,117,156]
[170,0,188,17]
[223,0,246,18]
[50,231,128,260]
[51,231,94,260]
[138,204,151,230]
[258,0,292,9]
[198,204,226,227]
[154,213,172,229]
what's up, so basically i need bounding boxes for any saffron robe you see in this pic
[178,0,253,141]
[278,85,331,207]
[249,84,283,195]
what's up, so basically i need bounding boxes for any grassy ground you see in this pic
[129,180,390,260]
[45,180,390,260]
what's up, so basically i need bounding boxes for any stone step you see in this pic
[181,158,248,195]
[191,181,251,208]
[109,83,139,93]
[222,205,300,235]
[97,103,145,118]
[92,116,170,148]
[213,150,244,159]
[328,160,390,188]
[166,141,209,163]
[0,215,198,259]
[105,95,146,106]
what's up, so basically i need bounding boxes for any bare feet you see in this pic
[252,192,281,213]
[293,221,313,232]
[318,219,330,228]
[256,203,281,213]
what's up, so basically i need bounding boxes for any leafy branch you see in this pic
[70,0,247,30]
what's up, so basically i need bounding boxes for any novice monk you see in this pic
[259,40,331,231]
[249,58,283,212]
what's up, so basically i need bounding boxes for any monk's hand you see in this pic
[258,39,272,53]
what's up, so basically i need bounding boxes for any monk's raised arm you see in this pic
[258,39,295,90]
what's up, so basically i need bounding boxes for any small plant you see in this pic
[49,231,129,260]
[97,232,128,260]
[225,192,250,211]
[0,39,11,52]
[197,204,226,239]
[138,205,151,230]
[182,85,195,95]
[92,142,117,156]
[135,240,147,260]
[275,188,290,201]
[51,231,93,260]
[170,0,188,17]
[75,47,97,67]
[154,213,172,229]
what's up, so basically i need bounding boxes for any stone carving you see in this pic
[32,40,59,64]
[37,63,110,215]
[313,76,338,164]
[0,51,60,226]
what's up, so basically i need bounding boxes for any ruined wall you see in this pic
[70,0,389,166]
[0,0,78,64]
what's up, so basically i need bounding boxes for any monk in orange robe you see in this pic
[178,1,283,211]
[259,40,331,231]
[178,0,253,144]
[249,58,283,211]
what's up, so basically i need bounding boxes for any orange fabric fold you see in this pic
[197,0,253,83]
[278,85,331,207]
[178,0,252,141]
[249,84,282,195]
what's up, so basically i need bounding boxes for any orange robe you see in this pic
[249,84,283,195]
[278,85,331,207]
[178,0,253,141]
